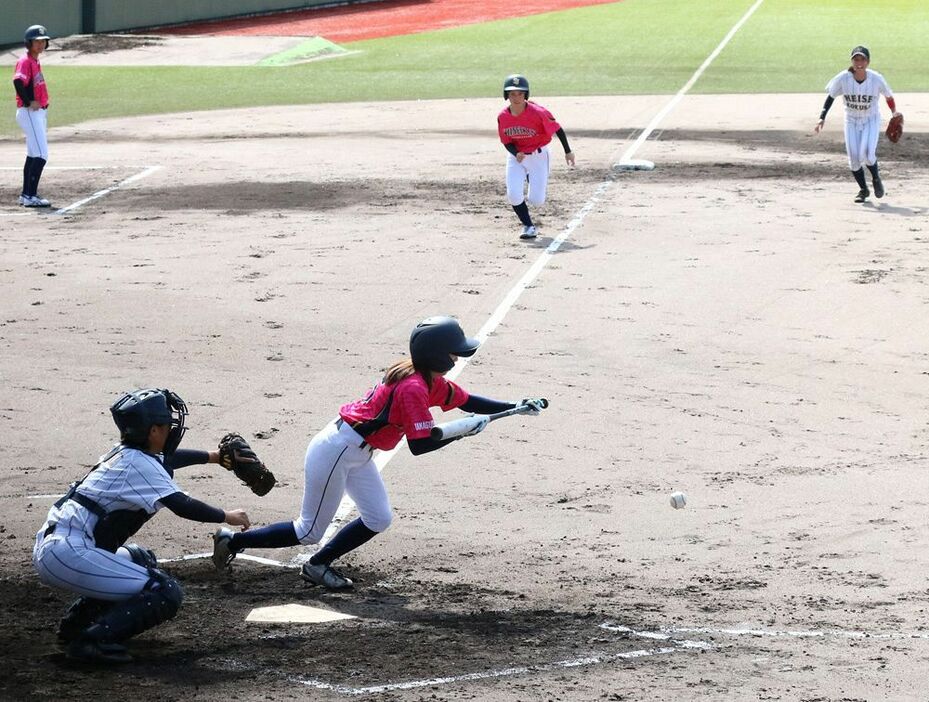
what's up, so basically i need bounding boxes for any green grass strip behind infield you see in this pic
[2,0,928,136]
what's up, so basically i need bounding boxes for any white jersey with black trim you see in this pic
[36,447,180,539]
[826,68,892,123]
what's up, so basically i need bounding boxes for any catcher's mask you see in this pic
[24,24,51,48]
[503,74,530,99]
[409,316,479,373]
[110,388,188,455]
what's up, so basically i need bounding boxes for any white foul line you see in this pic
[304,1,762,559]
[54,165,162,215]
[295,624,712,695]
[616,0,765,166]
[600,622,929,642]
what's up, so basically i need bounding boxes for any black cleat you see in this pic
[854,188,869,203]
[873,177,884,199]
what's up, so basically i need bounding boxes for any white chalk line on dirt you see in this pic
[615,0,765,166]
[293,625,712,695]
[54,165,162,215]
[601,622,929,642]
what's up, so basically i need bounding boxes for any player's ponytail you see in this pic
[383,358,434,388]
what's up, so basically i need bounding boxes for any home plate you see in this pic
[245,604,356,624]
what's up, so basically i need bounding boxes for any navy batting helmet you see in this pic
[111,388,188,454]
[24,25,51,47]
[503,74,530,99]
[409,316,479,373]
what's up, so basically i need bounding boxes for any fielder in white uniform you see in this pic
[815,45,899,203]
[33,388,250,663]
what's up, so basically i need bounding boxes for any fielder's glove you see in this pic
[517,398,548,416]
[218,433,276,496]
[886,112,904,143]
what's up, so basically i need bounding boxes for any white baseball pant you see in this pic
[844,117,880,171]
[16,107,49,160]
[292,419,393,545]
[506,146,551,207]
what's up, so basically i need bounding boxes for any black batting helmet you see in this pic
[503,74,530,99]
[409,316,479,373]
[111,388,188,454]
[24,25,51,48]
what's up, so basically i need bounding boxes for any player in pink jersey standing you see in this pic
[212,316,546,589]
[12,24,53,207]
[498,74,575,239]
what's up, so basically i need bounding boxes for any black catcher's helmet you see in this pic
[24,25,50,48]
[110,388,188,455]
[503,74,530,99]
[409,316,479,373]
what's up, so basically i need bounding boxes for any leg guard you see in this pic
[57,597,110,643]
[80,569,184,644]
[120,543,158,569]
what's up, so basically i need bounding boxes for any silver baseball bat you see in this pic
[430,399,549,440]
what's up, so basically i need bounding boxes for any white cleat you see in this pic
[31,194,51,207]
[212,527,236,570]
[520,225,538,240]
[22,194,51,208]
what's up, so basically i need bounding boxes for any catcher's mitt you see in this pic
[218,433,276,496]
[886,113,904,143]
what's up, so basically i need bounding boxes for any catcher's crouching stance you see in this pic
[33,388,252,663]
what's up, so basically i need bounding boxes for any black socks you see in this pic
[866,163,880,181]
[23,156,34,196]
[852,168,867,190]
[512,201,533,227]
[309,518,378,566]
[26,157,46,197]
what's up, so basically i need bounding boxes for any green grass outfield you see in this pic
[3,0,929,136]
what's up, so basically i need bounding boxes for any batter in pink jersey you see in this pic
[211,316,547,590]
[12,24,53,208]
[498,74,575,240]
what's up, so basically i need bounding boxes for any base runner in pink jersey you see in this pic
[12,24,53,208]
[497,74,575,240]
[212,316,547,590]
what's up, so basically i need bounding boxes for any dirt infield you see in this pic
[2,92,928,699]
[155,0,621,42]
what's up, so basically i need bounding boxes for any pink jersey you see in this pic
[13,54,49,108]
[339,373,469,450]
[497,101,561,153]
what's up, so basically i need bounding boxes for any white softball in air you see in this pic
[669,492,687,509]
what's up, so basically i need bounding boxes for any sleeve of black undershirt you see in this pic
[164,449,210,471]
[460,394,516,415]
[820,95,835,121]
[13,79,32,106]
[408,435,461,456]
[159,491,225,523]
[555,128,571,153]
[504,142,519,156]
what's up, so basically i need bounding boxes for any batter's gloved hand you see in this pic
[517,398,547,416]
[886,112,904,143]
[218,433,276,497]
[464,416,490,437]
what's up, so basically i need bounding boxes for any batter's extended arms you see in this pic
[430,399,549,440]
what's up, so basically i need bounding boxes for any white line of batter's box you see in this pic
[600,622,929,642]
[294,629,712,695]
